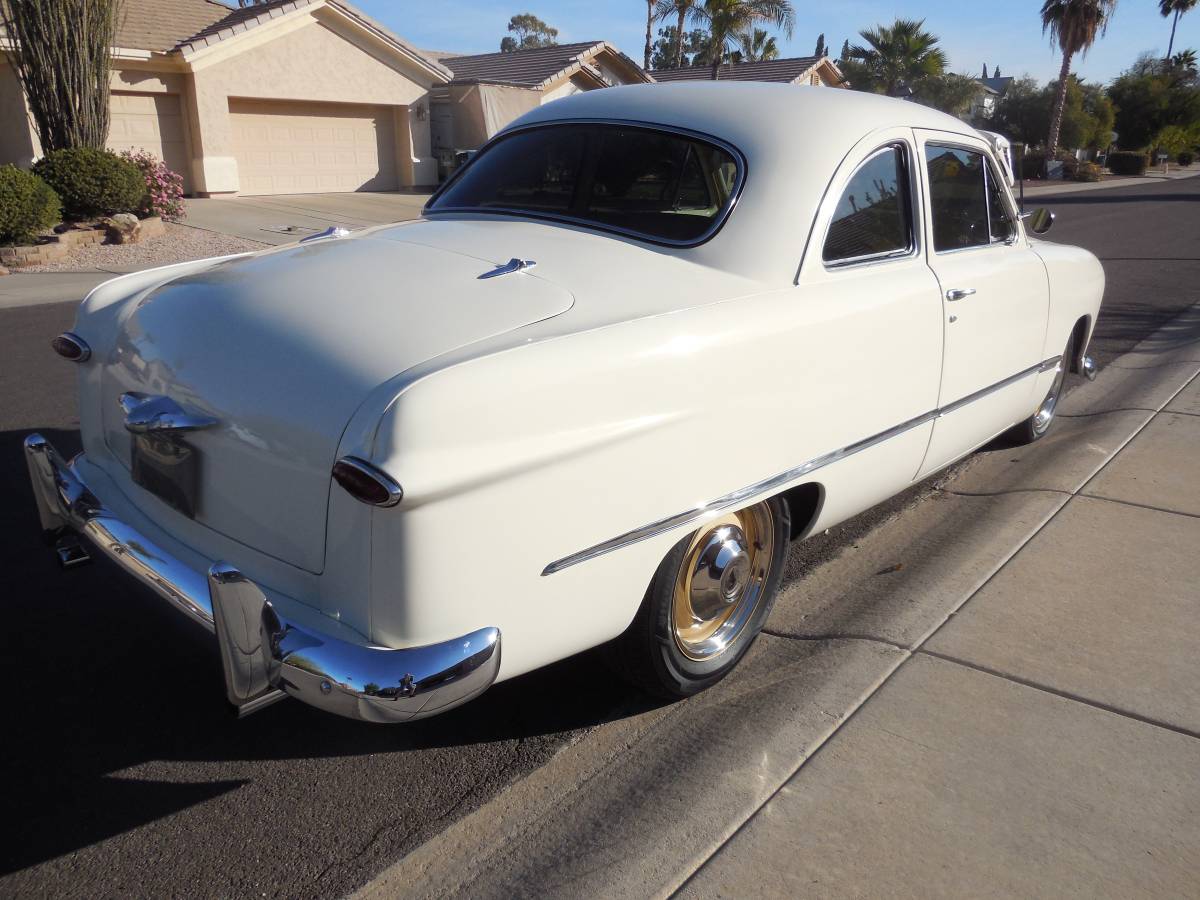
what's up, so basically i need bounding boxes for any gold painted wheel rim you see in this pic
[671,502,775,662]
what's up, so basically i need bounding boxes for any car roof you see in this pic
[509,82,975,157]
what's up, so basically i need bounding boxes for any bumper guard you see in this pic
[24,433,500,723]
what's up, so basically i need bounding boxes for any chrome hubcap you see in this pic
[1033,359,1066,434]
[672,504,775,661]
[688,525,752,621]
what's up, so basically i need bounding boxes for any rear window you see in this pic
[426,123,742,245]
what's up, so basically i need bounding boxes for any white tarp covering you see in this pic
[447,83,541,150]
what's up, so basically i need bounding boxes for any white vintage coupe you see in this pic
[27,84,1103,723]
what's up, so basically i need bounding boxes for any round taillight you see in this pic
[332,457,403,508]
[52,332,91,362]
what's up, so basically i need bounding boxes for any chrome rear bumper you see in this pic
[24,433,500,723]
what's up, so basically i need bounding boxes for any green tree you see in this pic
[1040,0,1117,153]
[1160,0,1198,60]
[840,38,851,61]
[915,73,984,117]
[0,0,121,152]
[500,13,558,51]
[814,33,826,57]
[991,76,1050,145]
[655,0,703,68]
[692,0,795,80]
[840,18,947,96]
[1107,54,1200,148]
[651,26,713,68]
[736,28,779,62]
[990,75,1114,149]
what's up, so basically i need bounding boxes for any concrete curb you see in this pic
[1023,169,1199,197]
[353,302,1200,900]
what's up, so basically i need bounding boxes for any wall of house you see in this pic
[183,7,440,192]
[0,57,40,167]
[541,73,596,104]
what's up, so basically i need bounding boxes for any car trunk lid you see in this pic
[99,235,573,573]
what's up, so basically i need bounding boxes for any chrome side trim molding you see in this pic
[542,356,1062,576]
[937,356,1060,418]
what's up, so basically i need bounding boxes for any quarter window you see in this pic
[822,145,913,264]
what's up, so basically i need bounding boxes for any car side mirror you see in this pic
[1023,207,1055,235]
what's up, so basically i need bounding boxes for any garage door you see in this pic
[107,92,191,192]
[229,99,397,195]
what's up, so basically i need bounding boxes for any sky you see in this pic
[355,0,1199,85]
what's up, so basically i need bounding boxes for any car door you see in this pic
[914,130,1050,479]
[792,129,945,527]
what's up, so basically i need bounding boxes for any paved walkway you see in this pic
[1024,165,1199,197]
[679,317,1200,897]
[183,190,431,245]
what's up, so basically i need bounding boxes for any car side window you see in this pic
[925,146,989,251]
[822,145,912,265]
[985,163,1015,243]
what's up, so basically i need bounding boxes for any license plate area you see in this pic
[131,434,199,518]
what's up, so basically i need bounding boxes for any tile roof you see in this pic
[438,41,642,88]
[652,55,826,84]
[114,0,232,52]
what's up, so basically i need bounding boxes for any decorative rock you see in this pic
[0,266,9,276]
[102,213,142,245]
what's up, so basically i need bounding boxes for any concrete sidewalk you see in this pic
[1023,166,1198,197]
[680,332,1200,896]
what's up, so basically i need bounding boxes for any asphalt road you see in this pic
[1,175,1197,898]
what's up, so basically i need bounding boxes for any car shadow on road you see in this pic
[0,426,668,876]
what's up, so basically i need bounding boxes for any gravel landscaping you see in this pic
[15,223,267,273]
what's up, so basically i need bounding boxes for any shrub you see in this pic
[33,147,146,220]
[1075,162,1102,182]
[0,165,61,245]
[1106,151,1148,176]
[120,149,186,221]
[1020,150,1079,180]
[1179,151,1195,167]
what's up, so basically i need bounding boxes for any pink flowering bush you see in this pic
[120,149,186,221]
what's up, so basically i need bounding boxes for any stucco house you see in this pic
[1,0,451,195]
[651,55,845,88]
[429,42,653,163]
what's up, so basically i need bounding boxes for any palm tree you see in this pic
[655,0,702,68]
[643,0,656,70]
[1160,0,1198,59]
[738,28,779,62]
[693,0,795,80]
[841,19,947,96]
[1041,0,1117,154]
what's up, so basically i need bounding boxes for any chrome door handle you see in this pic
[946,288,976,302]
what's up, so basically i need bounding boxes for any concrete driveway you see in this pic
[184,191,432,246]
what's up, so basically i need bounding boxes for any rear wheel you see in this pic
[607,497,789,699]
[1008,333,1074,445]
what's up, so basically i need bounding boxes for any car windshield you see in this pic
[426,123,742,245]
